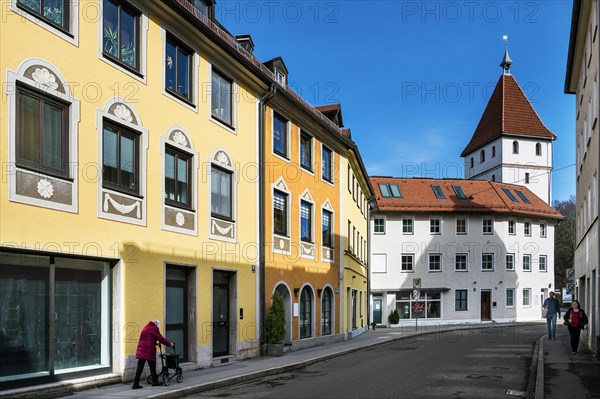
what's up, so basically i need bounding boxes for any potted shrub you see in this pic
[388,308,400,325]
[266,292,286,356]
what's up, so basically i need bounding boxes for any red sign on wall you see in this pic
[412,301,425,312]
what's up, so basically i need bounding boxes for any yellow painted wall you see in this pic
[341,155,370,333]
[0,1,259,367]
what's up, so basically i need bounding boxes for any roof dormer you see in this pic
[263,57,289,86]
[235,34,255,54]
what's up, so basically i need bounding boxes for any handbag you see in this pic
[542,307,548,318]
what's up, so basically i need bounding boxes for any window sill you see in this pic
[16,164,73,183]
[102,53,144,79]
[273,232,289,239]
[211,114,235,131]
[481,269,495,272]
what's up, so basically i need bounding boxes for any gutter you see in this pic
[258,84,277,354]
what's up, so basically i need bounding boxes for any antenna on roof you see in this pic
[500,35,513,75]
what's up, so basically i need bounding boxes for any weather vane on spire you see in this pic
[500,35,513,74]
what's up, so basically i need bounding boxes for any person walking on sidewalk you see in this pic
[563,300,589,355]
[132,320,174,389]
[543,292,561,339]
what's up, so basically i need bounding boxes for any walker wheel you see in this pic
[162,373,170,386]
[146,375,153,385]
[176,374,183,383]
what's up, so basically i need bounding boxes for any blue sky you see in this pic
[218,1,576,203]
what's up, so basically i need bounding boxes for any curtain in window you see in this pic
[300,202,310,241]
[273,192,286,234]
[165,152,175,201]
[43,103,63,170]
[176,157,188,204]
[18,93,41,165]
[211,167,231,218]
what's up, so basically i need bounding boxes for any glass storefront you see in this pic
[395,291,441,319]
[0,251,110,382]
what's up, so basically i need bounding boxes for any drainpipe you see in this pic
[258,84,277,355]
[596,0,600,357]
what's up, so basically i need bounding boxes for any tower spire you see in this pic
[500,35,513,74]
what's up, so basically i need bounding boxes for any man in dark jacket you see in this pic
[132,320,174,389]
[543,292,561,339]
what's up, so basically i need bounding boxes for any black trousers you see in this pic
[567,326,582,352]
[133,359,158,385]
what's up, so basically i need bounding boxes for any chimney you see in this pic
[236,34,255,54]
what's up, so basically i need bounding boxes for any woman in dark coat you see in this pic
[563,300,589,355]
[132,320,174,389]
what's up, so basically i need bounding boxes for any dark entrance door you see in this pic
[373,299,382,324]
[166,266,188,361]
[481,291,491,321]
[213,271,229,357]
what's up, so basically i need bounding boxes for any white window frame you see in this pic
[482,218,494,235]
[372,253,387,274]
[10,0,79,46]
[524,220,531,236]
[508,219,516,235]
[373,217,386,235]
[429,218,441,235]
[522,288,532,307]
[455,217,468,235]
[161,27,200,112]
[455,253,468,272]
[538,255,547,272]
[97,0,149,83]
[522,254,532,272]
[481,253,494,272]
[506,253,515,271]
[6,58,81,213]
[401,253,414,273]
[540,222,547,238]
[402,217,414,235]
[506,288,515,308]
[428,253,442,272]
[208,63,238,133]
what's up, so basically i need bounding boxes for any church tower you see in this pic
[461,45,556,204]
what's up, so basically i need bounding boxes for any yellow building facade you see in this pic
[341,145,373,336]
[0,0,263,387]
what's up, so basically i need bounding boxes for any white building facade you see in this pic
[565,0,599,353]
[369,178,563,326]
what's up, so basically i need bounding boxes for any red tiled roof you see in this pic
[461,74,556,157]
[315,104,340,113]
[370,177,563,220]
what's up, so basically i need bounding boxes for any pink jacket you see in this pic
[135,321,173,361]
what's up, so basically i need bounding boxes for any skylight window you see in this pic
[502,188,519,203]
[389,184,402,198]
[432,185,446,199]
[379,183,391,198]
[379,183,402,198]
[452,185,467,199]
[515,190,531,204]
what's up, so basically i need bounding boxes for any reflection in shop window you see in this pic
[395,291,441,320]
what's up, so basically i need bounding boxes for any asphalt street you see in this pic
[185,324,545,399]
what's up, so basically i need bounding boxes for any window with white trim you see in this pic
[506,254,515,271]
[482,218,493,235]
[374,218,385,234]
[428,253,442,272]
[455,253,468,272]
[506,288,515,307]
[522,288,531,307]
[401,254,414,272]
[523,254,531,272]
[455,290,467,311]
[524,221,531,236]
[538,255,547,272]
[540,223,546,238]
[430,218,441,234]
[456,218,467,235]
[402,218,413,234]
[481,253,494,271]
[508,220,515,235]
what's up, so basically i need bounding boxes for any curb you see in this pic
[534,336,545,399]
[142,323,542,399]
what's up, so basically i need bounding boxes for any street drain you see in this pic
[465,374,502,381]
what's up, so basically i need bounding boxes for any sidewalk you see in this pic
[542,329,600,399]
[3,322,596,399]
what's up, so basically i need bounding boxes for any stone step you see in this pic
[212,355,236,368]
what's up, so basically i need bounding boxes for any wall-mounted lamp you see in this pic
[548,283,552,289]
[473,281,477,285]
[499,281,502,285]
[317,288,323,297]
[294,288,300,297]
[352,275,356,279]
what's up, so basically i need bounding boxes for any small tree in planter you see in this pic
[388,308,400,325]
[266,292,286,356]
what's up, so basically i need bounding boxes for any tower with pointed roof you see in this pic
[461,47,556,204]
